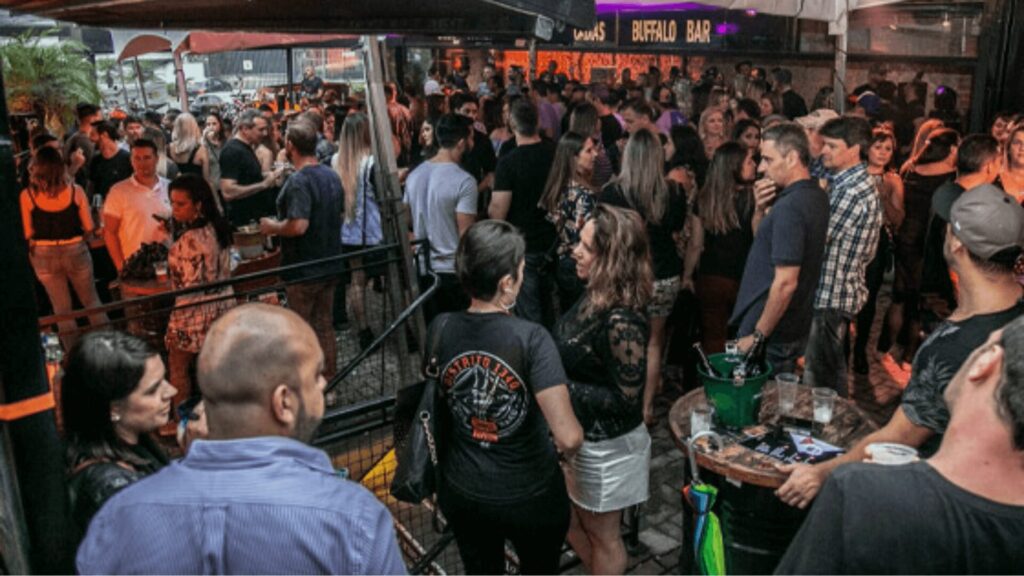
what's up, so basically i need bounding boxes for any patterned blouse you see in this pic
[165,223,234,353]
[554,298,649,442]
[548,180,596,258]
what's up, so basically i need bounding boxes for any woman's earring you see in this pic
[111,413,122,423]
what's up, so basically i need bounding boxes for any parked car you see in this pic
[186,77,234,98]
[189,93,228,116]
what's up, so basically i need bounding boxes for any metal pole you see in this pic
[834,33,847,114]
[286,47,295,108]
[133,57,149,109]
[173,50,189,111]
[361,34,417,385]
[527,38,537,86]
[0,65,75,574]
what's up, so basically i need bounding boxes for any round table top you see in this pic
[114,276,172,297]
[669,383,879,488]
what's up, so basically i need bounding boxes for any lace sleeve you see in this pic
[605,310,648,399]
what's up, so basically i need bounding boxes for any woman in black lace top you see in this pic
[555,204,653,575]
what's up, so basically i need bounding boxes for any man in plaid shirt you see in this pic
[804,116,883,396]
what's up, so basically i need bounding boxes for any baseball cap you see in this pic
[795,108,839,131]
[856,92,882,117]
[948,184,1024,261]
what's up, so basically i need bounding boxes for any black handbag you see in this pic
[390,313,451,503]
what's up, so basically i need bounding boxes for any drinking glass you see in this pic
[776,373,799,416]
[812,388,837,434]
[154,261,169,282]
[690,405,714,437]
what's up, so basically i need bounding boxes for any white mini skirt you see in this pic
[564,423,651,513]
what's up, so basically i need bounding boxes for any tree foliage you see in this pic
[1,29,100,137]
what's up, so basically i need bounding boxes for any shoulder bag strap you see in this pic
[423,312,452,379]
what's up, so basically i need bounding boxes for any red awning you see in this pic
[175,31,358,55]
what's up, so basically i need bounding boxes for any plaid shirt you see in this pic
[814,162,882,314]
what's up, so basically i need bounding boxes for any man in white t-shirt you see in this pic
[403,113,477,322]
[103,138,171,271]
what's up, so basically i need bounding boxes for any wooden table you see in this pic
[669,382,878,488]
[670,382,879,574]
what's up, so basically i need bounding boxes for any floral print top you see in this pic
[547,180,596,258]
[165,223,233,353]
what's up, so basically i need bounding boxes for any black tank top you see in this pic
[174,145,203,177]
[30,188,84,241]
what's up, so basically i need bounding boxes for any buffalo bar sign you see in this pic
[555,13,718,49]
[620,14,713,48]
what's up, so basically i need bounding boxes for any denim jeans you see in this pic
[766,336,808,376]
[516,252,556,329]
[29,241,108,344]
[803,309,852,397]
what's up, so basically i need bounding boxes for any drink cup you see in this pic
[776,373,799,416]
[690,405,715,437]
[812,388,837,422]
[866,443,919,465]
[154,261,169,282]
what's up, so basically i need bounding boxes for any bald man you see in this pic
[77,304,407,575]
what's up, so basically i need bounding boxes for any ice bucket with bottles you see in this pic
[696,352,773,428]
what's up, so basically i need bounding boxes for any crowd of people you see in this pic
[13,55,1024,574]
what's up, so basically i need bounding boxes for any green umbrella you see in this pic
[684,431,726,575]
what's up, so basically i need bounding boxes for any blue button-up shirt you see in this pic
[77,437,407,575]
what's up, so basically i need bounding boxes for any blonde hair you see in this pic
[335,112,372,223]
[170,113,202,157]
[583,204,654,315]
[613,129,668,225]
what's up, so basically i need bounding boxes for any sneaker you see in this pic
[359,328,375,351]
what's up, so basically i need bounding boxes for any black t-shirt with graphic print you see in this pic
[902,299,1024,457]
[431,311,567,504]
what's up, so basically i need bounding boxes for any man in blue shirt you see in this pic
[731,123,829,373]
[76,304,407,575]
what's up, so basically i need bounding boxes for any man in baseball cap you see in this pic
[776,182,1024,509]
[943,184,1024,263]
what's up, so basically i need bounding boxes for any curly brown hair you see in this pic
[582,204,654,315]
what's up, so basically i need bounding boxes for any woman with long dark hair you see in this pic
[433,220,582,575]
[889,127,959,364]
[600,129,686,426]
[202,111,230,209]
[540,131,599,311]
[19,146,108,346]
[666,124,708,196]
[568,102,614,188]
[165,174,234,420]
[556,204,653,575]
[731,118,761,154]
[683,142,756,353]
[64,331,174,537]
[335,112,384,351]
[854,128,905,373]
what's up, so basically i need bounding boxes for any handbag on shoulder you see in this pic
[390,313,451,503]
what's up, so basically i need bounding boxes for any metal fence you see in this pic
[35,240,474,573]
